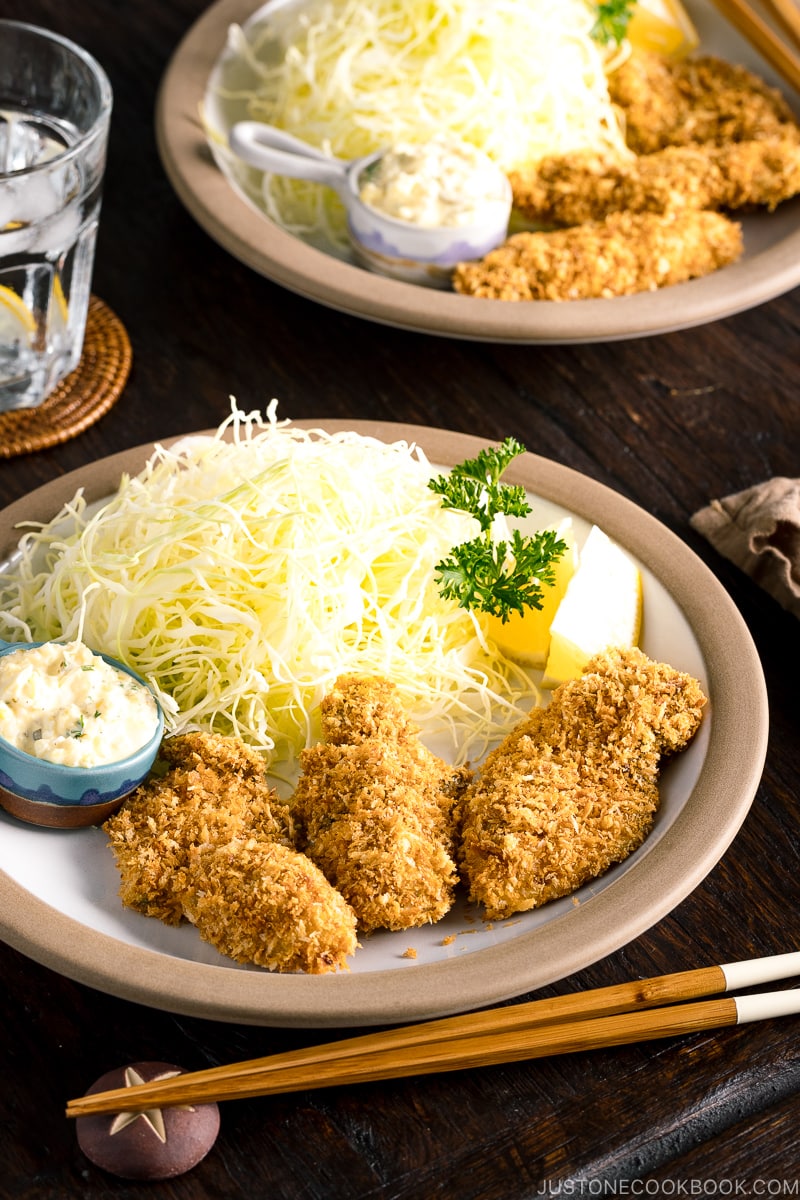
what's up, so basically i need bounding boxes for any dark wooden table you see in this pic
[2,2,799,1195]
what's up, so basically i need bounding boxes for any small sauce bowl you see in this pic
[0,640,164,829]
[228,123,512,288]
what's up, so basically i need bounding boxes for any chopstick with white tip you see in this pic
[65,951,800,1118]
[707,0,800,91]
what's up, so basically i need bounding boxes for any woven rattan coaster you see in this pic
[0,295,132,458]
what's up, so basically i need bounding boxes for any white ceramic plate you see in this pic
[155,0,800,343]
[0,422,768,1026]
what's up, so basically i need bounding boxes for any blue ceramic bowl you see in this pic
[0,641,164,828]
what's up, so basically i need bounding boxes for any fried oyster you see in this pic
[453,209,742,301]
[606,51,800,155]
[459,647,707,919]
[292,675,473,933]
[104,731,357,974]
[509,138,800,227]
[181,838,358,974]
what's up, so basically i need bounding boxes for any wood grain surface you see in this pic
[0,1,798,1196]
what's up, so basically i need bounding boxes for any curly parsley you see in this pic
[428,437,567,621]
[591,0,637,46]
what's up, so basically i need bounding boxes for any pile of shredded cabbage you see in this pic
[211,0,630,245]
[0,404,537,775]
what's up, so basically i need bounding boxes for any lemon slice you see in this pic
[52,274,69,325]
[627,0,699,57]
[541,525,642,688]
[0,284,36,345]
[486,521,577,667]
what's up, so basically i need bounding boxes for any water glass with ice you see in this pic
[0,21,112,411]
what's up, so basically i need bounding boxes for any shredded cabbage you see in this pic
[0,403,538,775]
[211,0,630,244]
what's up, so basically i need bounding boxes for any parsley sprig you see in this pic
[428,437,567,622]
[590,0,637,46]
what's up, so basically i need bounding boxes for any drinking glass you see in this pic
[0,21,112,411]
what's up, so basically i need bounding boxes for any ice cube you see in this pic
[8,171,63,227]
[0,110,70,174]
[0,181,19,228]
[29,195,82,255]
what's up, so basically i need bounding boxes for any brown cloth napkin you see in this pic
[691,477,800,619]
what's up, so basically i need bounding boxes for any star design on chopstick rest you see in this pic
[108,1067,195,1143]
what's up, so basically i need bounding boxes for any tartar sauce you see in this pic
[0,641,159,768]
[358,134,509,229]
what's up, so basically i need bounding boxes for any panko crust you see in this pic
[183,839,358,974]
[460,647,707,919]
[607,52,799,155]
[104,731,357,973]
[509,137,800,226]
[292,675,472,932]
[158,729,270,777]
[316,674,416,745]
[453,209,742,301]
[104,732,293,924]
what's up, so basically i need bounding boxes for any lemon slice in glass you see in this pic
[626,0,700,57]
[0,284,37,346]
[52,274,69,325]
[541,525,642,689]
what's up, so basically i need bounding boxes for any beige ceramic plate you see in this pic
[155,0,800,343]
[0,422,768,1026]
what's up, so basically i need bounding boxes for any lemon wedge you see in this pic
[626,0,700,57]
[541,525,642,688]
[486,521,577,667]
[0,284,36,344]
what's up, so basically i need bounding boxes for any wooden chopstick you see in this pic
[760,0,800,55]
[707,0,800,92]
[65,951,800,1118]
